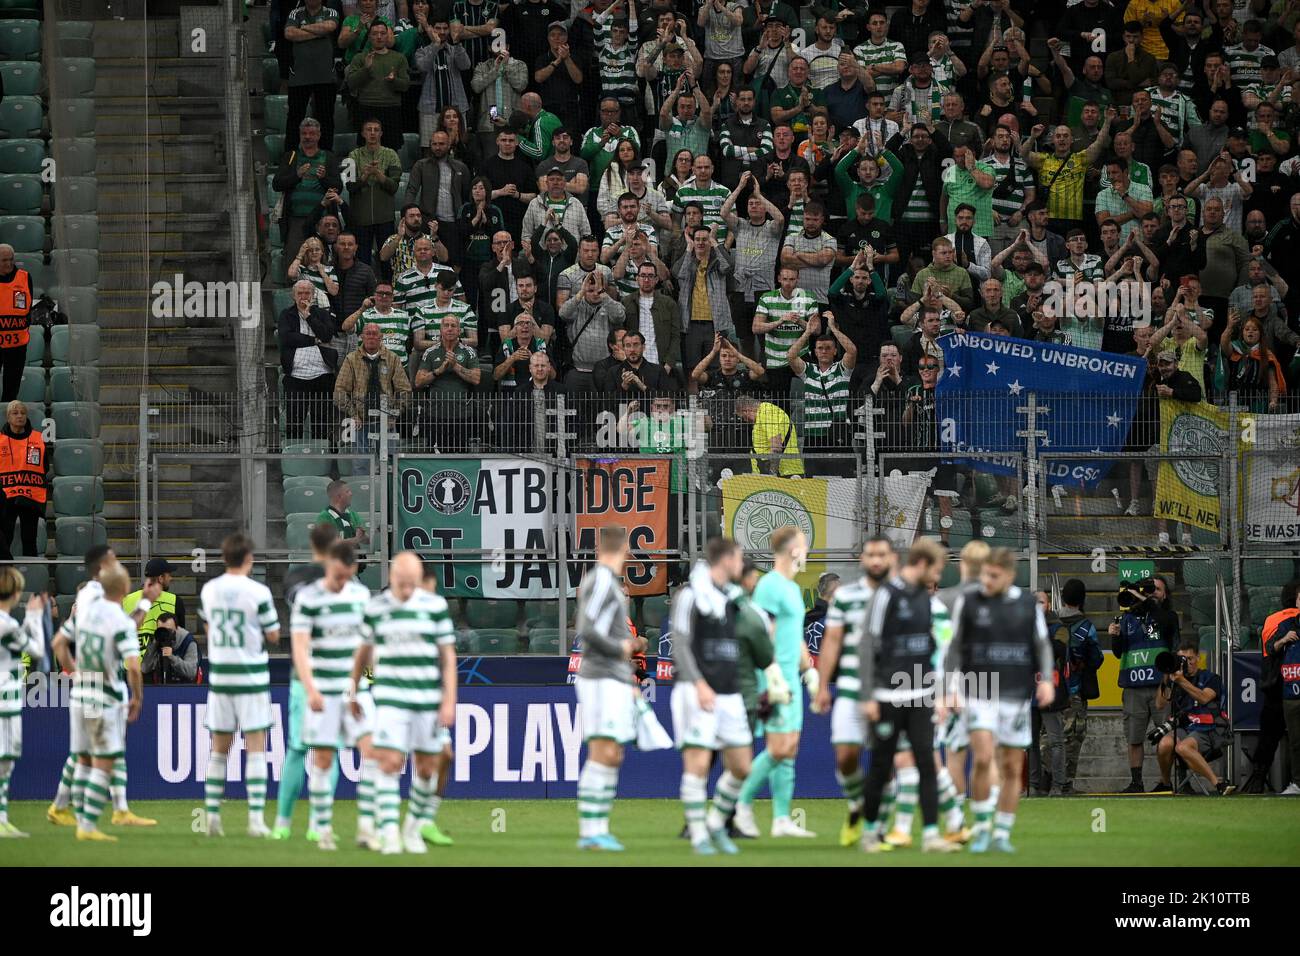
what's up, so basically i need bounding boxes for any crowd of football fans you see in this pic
[266,0,1300,492]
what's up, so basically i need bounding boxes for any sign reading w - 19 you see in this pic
[396,457,671,597]
[937,332,1146,489]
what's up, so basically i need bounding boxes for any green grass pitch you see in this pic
[3,798,1297,867]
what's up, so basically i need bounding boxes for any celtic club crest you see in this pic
[732,489,816,552]
[1168,413,1222,498]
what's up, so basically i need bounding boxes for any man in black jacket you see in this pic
[405,130,471,264]
[885,122,953,266]
[610,330,672,395]
[278,279,339,440]
[272,118,345,254]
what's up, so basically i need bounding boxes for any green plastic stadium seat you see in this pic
[269,248,286,285]
[49,366,99,403]
[281,441,333,478]
[52,287,97,326]
[34,516,46,555]
[401,133,421,170]
[1189,589,1218,626]
[14,252,46,291]
[358,564,382,590]
[52,58,96,97]
[349,478,373,514]
[0,0,40,14]
[1248,586,1278,627]
[283,475,330,494]
[0,20,40,60]
[57,20,94,40]
[54,217,99,252]
[0,61,41,96]
[333,133,356,156]
[286,513,318,550]
[261,57,280,95]
[16,365,43,403]
[264,134,285,160]
[1243,559,1296,589]
[53,139,97,178]
[284,484,328,514]
[51,326,101,366]
[56,562,89,595]
[469,628,519,653]
[50,401,101,439]
[525,601,559,628]
[272,287,295,315]
[0,173,43,214]
[52,438,104,477]
[0,215,44,252]
[891,324,912,350]
[264,94,288,133]
[23,328,42,365]
[334,101,353,135]
[52,176,97,215]
[12,562,48,593]
[261,20,274,53]
[528,627,561,654]
[640,594,671,630]
[465,599,518,629]
[50,98,96,138]
[0,96,44,138]
[1182,560,1223,590]
[0,138,43,174]
[47,251,97,287]
[52,475,104,516]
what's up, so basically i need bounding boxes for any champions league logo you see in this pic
[426,470,471,516]
[1167,413,1223,498]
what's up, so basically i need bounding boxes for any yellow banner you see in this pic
[1156,400,1228,533]
[721,474,830,606]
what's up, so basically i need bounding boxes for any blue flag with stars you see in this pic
[936,332,1146,489]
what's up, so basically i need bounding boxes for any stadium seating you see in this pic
[49,247,98,285]
[52,139,96,177]
[0,21,41,60]
[52,287,97,325]
[260,57,279,95]
[0,137,43,173]
[640,594,671,631]
[50,326,101,366]
[23,328,42,365]
[53,216,98,251]
[51,57,96,97]
[263,94,288,133]
[469,628,518,653]
[0,96,44,138]
[55,561,88,595]
[528,628,562,654]
[50,99,96,138]
[281,440,333,477]
[17,366,43,403]
[54,20,93,57]
[284,483,328,515]
[350,478,373,514]
[0,60,41,95]
[286,513,319,551]
[1189,589,1218,627]
[464,599,517,629]
[50,401,102,439]
[52,438,105,477]
[15,253,46,290]
[1182,560,1223,590]
[358,564,382,590]
[0,173,42,214]
[1242,559,1296,589]
[282,475,330,494]
[52,475,104,517]
[12,562,48,594]
[49,366,99,403]
[53,176,97,214]
[0,214,44,252]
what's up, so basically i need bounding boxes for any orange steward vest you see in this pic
[0,428,46,503]
[0,269,32,349]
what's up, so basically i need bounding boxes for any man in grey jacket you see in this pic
[413,19,470,133]
[676,227,736,376]
[141,613,200,684]
[559,270,627,391]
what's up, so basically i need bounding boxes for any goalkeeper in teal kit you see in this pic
[732,526,820,839]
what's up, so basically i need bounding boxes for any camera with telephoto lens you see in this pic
[1145,652,1191,744]
[1146,712,1188,744]
[153,626,175,647]
[1116,576,1157,613]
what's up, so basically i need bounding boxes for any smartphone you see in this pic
[489,105,500,122]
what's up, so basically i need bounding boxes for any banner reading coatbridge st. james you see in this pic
[395,456,671,598]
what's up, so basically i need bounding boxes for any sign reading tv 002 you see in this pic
[397,457,672,598]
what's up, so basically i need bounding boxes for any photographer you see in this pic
[140,612,200,685]
[1261,582,1300,796]
[1153,641,1232,796]
[1108,575,1179,793]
